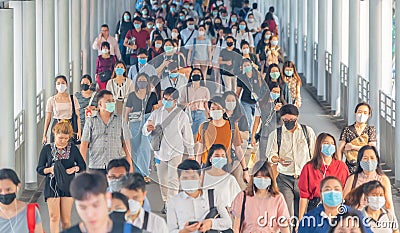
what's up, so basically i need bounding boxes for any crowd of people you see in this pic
[0,0,398,232]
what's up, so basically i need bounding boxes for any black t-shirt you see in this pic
[219,48,241,76]
[61,221,142,233]
[115,20,133,42]
[126,92,158,114]
[237,73,262,105]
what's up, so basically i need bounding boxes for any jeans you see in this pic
[156,155,183,202]
[194,2,204,18]
[191,110,206,135]
[118,39,129,65]
[277,174,300,218]
[241,101,255,141]
[129,114,151,176]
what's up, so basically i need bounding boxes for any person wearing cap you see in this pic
[196,96,250,189]
[265,104,316,219]
[124,17,151,65]
[160,61,188,98]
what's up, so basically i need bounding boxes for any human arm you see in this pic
[299,198,309,224]
[251,116,261,146]
[142,112,155,136]
[79,117,91,162]
[73,96,82,140]
[71,145,86,173]
[114,39,122,60]
[36,145,52,176]
[42,112,52,144]
[233,140,250,183]
[338,140,346,161]
[182,113,195,156]
[298,164,310,221]
[382,175,394,212]
[125,107,132,122]
[343,174,355,198]
[187,47,193,66]
[34,223,44,233]
[122,140,134,173]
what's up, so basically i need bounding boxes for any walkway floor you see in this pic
[37,89,400,232]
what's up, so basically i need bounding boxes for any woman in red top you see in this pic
[298,132,349,221]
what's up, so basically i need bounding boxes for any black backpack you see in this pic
[277,124,311,158]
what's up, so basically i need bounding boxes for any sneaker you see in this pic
[247,143,253,149]
[161,203,167,214]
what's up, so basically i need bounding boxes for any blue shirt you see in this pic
[298,205,373,233]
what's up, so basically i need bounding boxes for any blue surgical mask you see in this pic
[360,160,378,172]
[271,40,279,46]
[180,15,185,21]
[105,102,116,113]
[321,144,336,157]
[138,58,147,65]
[270,92,280,100]
[212,12,218,17]
[162,99,174,108]
[164,45,174,53]
[243,66,252,74]
[134,23,141,29]
[253,177,271,190]
[187,24,195,30]
[239,25,246,31]
[270,72,280,80]
[212,157,227,169]
[169,72,179,78]
[170,7,175,13]
[124,15,130,21]
[115,67,125,76]
[231,17,237,23]
[284,70,294,77]
[162,4,167,9]
[322,190,342,207]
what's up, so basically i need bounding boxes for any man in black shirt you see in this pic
[218,36,241,92]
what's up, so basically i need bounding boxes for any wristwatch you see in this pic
[242,167,249,172]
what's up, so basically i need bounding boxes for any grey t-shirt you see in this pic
[0,205,41,233]
[191,38,211,61]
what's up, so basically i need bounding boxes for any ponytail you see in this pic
[344,184,365,208]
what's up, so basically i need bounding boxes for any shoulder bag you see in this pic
[150,108,181,151]
[204,189,234,233]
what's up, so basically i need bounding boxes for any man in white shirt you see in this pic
[180,18,198,50]
[92,24,122,60]
[167,159,232,233]
[150,17,172,41]
[120,173,168,233]
[128,48,157,84]
[160,62,188,98]
[266,104,316,218]
[142,87,194,213]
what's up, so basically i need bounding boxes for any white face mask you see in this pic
[128,199,142,215]
[225,101,236,111]
[242,48,250,54]
[180,179,199,193]
[210,110,224,120]
[367,196,385,210]
[198,31,205,36]
[56,84,67,93]
[102,49,109,54]
[171,32,178,38]
[356,113,369,123]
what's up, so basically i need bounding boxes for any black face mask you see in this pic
[227,42,234,47]
[191,74,201,81]
[283,120,296,130]
[0,193,16,205]
[81,84,90,91]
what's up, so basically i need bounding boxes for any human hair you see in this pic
[121,173,146,192]
[268,81,280,91]
[238,20,249,32]
[153,36,164,47]
[309,133,340,170]
[164,38,174,47]
[265,63,282,86]
[204,144,227,168]
[101,24,109,29]
[97,90,113,104]
[111,192,129,209]
[265,12,274,21]
[163,87,179,100]
[70,172,108,200]
[354,145,383,175]
[80,74,92,84]
[106,158,130,173]
[177,159,201,177]
[52,120,74,138]
[0,168,21,186]
[240,40,250,48]
[246,161,279,197]
[112,61,127,79]
[186,17,194,23]
[320,176,343,193]
[225,36,235,42]
[55,75,68,84]
[135,72,151,92]
[344,180,385,208]
[137,48,148,56]
[133,17,142,23]
[121,11,131,21]
[269,6,275,13]
[222,91,245,122]
[354,102,372,116]
[101,41,110,50]
[283,61,302,87]
[188,68,205,86]
[280,104,299,117]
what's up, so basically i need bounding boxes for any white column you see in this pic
[36,0,43,92]
[71,0,81,92]
[43,0,55,100]
[348,0,360,123]
[90,0,98,77]
[297,0,304,73]
[57,0,69,76]
[395,0,400,187]
[0,9,15,169]
[381,0,393,94]
[81,0,91,75]
[289,0,297,62]
[317,0,326,99]
[331,0,342,114]
[20,1,38,188]
[306,0,314,84]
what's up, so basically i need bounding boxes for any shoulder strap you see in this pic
[208,189,215,209]
[88,92,96,107]
[70,95,76,116]
[352,173,359,189]
[201,121,210,145]
[142,211,149,230]
[183,29,195,46]
[301,124,311,158]
[239,191,246,232]
[228,118,235,145]
[277,127,282,156]
[160,107,181,128]
[27,203,39,233]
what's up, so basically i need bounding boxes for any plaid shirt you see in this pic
[81,112,131,169]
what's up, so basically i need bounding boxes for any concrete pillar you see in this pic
[317,0,326,99]
[0,9,15,169]
[331,0,342,114]
[297,0,304,73]
[348,0,360,123]
[306,0,314,84]
[71,0,81,92]
[289,0,297,62]
[395,0,400,187]
[381,0,393,94]
[36,0,43,92]
[90,0,98,77]
[43,0,55,100]
[81,0,91,75]
[57,0,69,76]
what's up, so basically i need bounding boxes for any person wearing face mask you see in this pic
[142,87,194,213]
[266,104,316,219]
[150,17,171,41]
[125,73,158,179]
[223,91,250,143]
[180,18,199,51]
[196,96,250,189]
[159,62,188,98]
[43,75,82,144]
[265,63,285,97]
[282,61,302,107]
[298,176,372,233]
[128,49,157,84]
[115,11,133,65]
[343,146,394,212]
[80,90,134,174]
[338,103,377,173]
[109,192,129,223]
[298,133,349,221]
[246,13,261,36]
[266,34,283,66]
[240,40,259,67]
[254,23,270,51]
[168,159,232,233]
[202,144,241,211]
[219,36,241,92]
[75,75,98,130]
[93,24,122,60]
[124,17,151,66]
[179,68,210,136]
[233,20,255,53]
[187,25,212,78]
[345,180,399,233]
[148,36,164,62]
[37,121,86,233]
[231,161,290,233]
[120,173,168,233]
[265,10,279,35]
[0,169,44,233]
[96,41,118,90]
[140,6,151,20]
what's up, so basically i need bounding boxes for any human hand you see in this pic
[243,170,250,183]
[183,222,201,232]
[226,60,232,66]
[147,120,155,132]
[42,135,47,145]
[199,219,212,232]
[274,103,283,111]
[251,137,257,147]
[344,143,354,151]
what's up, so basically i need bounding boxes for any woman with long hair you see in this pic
[96,41,118,90]
[282,61,302,107]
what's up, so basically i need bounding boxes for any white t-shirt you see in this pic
[203,172,242,208]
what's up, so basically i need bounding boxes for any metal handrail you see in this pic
[379,91,395,127]
[303,35,307,52]
[14,110,24,150]
[313,42,318,61]
[36,90,45,123]
[340,62,348,86]
[325,52,332,73]
[358,76,370,102]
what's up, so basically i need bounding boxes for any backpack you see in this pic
[276,124,311,158]
[27,203,44,233]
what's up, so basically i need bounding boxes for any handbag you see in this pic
[204,189,234,233]
[70,95,80,144]
[98,70,112,83]
[126,35,137,56]
[344,134,369,162]
[150,108,181,151]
